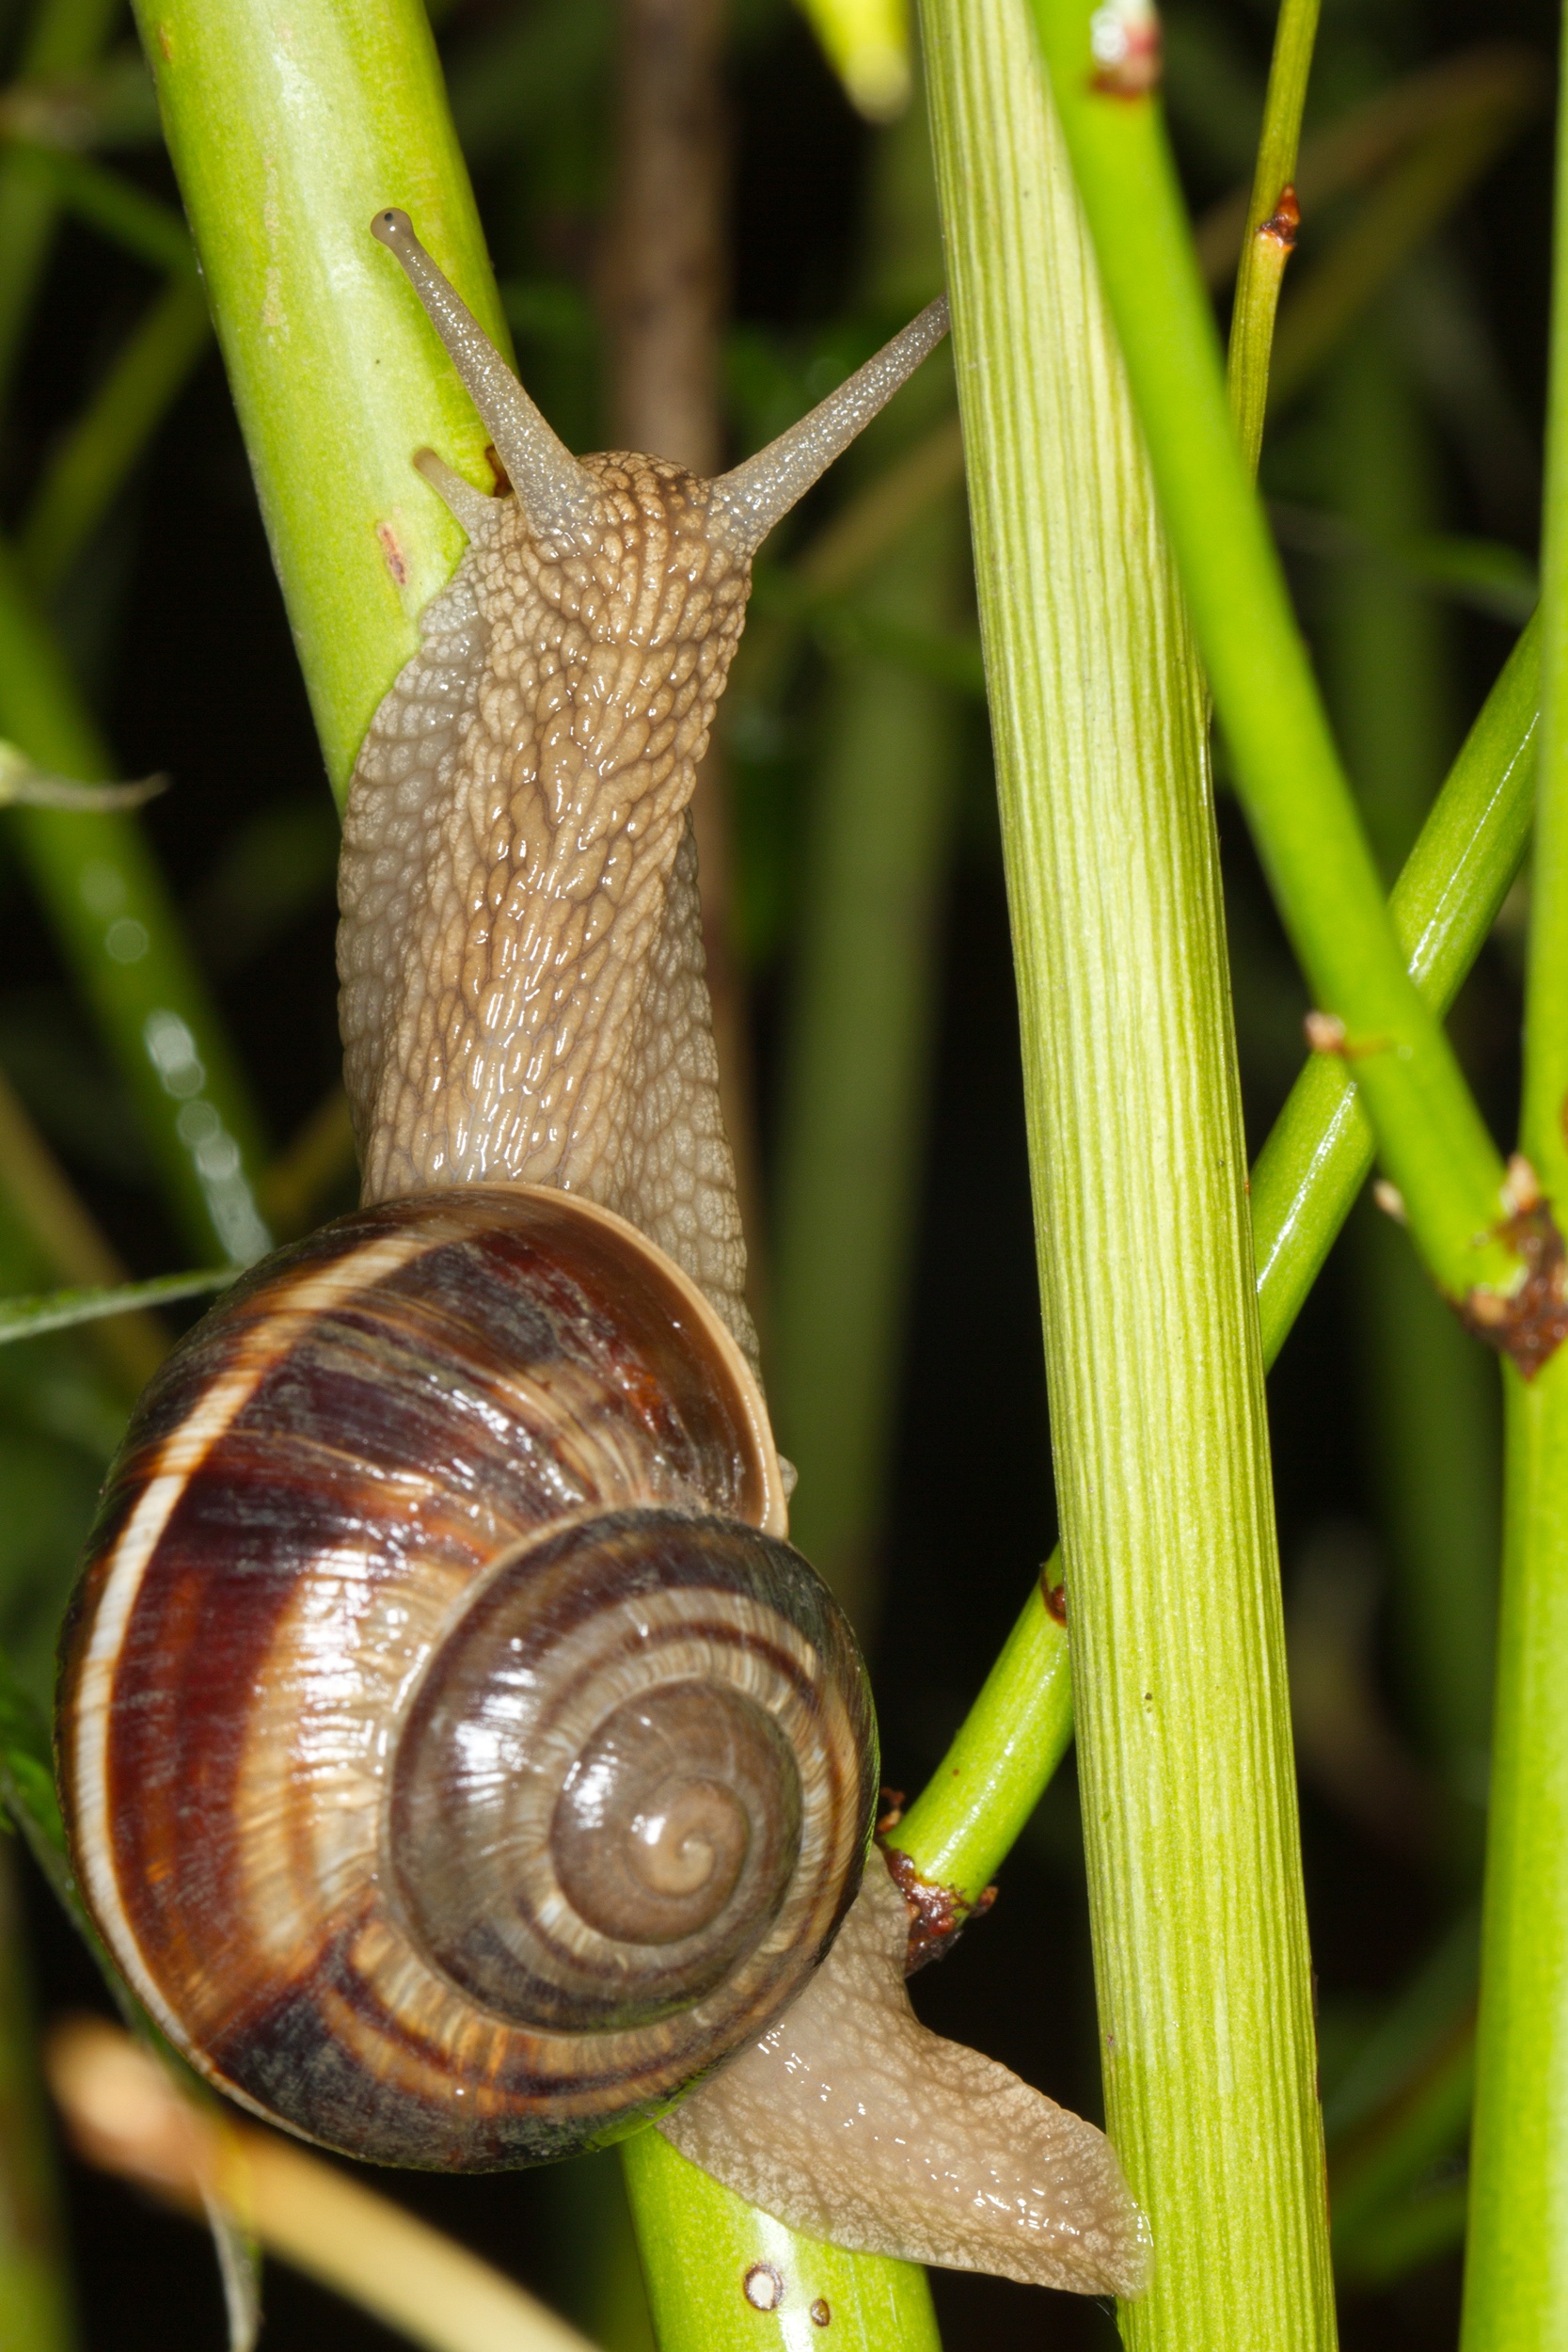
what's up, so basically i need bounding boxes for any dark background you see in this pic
[0,0,1557,2343]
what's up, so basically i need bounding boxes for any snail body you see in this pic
[59,1185,873,2168]
[56,212,1150,2298]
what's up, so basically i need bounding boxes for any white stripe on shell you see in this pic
[69,1224,438,2049]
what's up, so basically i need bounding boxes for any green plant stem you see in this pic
[1323,326,1499,1840]
[768,93,958,1636]
[7,143,196,278]
[0,1837,72,2352]
[1029,0,1516,1311]
[770,466,964,1617]
[620,2133,940,2352]
[919,2,1331,2344]
[0,1061,166,1391]
[899,613,1538,1906]
[1331,2013,1475,2266]
[0,1267,232,1344]
[1194,44,1540,286]
[23,276,210,593]
[1461,13,1568,2338]
[1270,104,1530,413]
[0,538,269,1264]
[132,0,513,803]
[1226,0,1318,475]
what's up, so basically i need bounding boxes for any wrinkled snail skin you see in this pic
[57,1187,875,2169]
[339,211,948,1374]
[663,1857,1152,2297]
[56,208,1151,2292]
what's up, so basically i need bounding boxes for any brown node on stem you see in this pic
[1041,1564,1069,1625]
[879,1844,997,1975]
[1460,1200,1568,1378]
[1259,183,1300,248]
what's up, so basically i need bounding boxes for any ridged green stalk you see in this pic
[898,613,1537,1912]
[917,3,1334,2344]
[1030,0,1514,1311]
[1461,9,1568,2338]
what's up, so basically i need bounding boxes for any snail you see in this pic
[55,214,1150,2299]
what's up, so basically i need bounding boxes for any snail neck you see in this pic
[338,453,758,1363]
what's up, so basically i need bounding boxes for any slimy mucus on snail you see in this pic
[55,211,1150,2302]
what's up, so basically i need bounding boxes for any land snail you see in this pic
[55,211,1149,2301]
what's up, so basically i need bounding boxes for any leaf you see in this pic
[0,1266,235,1346]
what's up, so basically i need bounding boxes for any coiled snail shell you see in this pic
[56,1186,876,2169]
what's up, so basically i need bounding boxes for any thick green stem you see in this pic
[898,612,1538,1906]
[1029,0,1515,1310]
[132,0,510,803]
[1226,0,1318,474]
[918,3,1332,2344]
[621,2133,940,2352]
[1461,10,1568,2337]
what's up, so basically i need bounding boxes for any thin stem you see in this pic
[47,2018,594,2352]
[1226,0,1318,475]
[1460,6,1568,2337]
[898,613,1538,1905]
[23,276,211,593]
[767,86,958,1634]
[620,2131,940,2352]
[1029,0,1518,1312]
[0,1267,233,1343]
[1194,44,1540,288]
[1331,2015,1475,2267]
[919,2,1332,2344]
[1269,105,1531,413]
[0,1060,166,1390]
[5,143,196,278]
[131,0,513,802]
[0,535,270,1263]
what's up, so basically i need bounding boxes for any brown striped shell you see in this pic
[56,1187,876,2169]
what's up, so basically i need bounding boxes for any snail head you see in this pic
[370,206,950,559]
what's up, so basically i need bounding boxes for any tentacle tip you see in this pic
[372,206,415,249]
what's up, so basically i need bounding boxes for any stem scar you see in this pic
[1460,1200,1568,1377]
[879,1842,996,1973]
[1259,183,1300,249]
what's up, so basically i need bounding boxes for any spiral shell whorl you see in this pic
[57,1189,874,2169]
